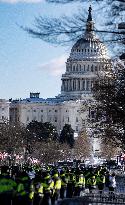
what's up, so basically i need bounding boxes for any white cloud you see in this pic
[38,55,67,77]
[0,0,42,3]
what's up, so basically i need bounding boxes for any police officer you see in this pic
[42,172,54,205]
[74,172,85,196]
[60,169,68,199]
[87,175,97,193]
[96,172,105,194]
[51,172,61,205]
[66,168,76,198]
[0,165,17,205]
[14,171,34,205]
[33,171,44,205]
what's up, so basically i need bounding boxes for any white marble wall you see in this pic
[12,100,86,133]
[0,99,10,122]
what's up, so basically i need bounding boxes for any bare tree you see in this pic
[22,0,124,55]
[73,131,91,159]
[31,139,72,163]
[0,122,26,154]
[100,137,121,159]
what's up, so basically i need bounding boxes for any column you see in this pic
[64,80,66,91]
[71,79,73,91]
[80,79,82,91]
[85,79,87,91]
[70,79,72,91]
[76,79,78,91]
[66,80,68,91]
[61,80,63,91]
[74,79,76,90]
[67,80,69,91]
[68,80,70,91]
[63,80,65,91]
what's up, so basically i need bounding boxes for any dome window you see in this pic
[85,49,86,52]
[94,50,96,52]
[77,49,79,52]
[82,49,84,52]
[88,49,89,52]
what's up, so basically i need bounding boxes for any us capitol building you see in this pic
[9,6,112,136]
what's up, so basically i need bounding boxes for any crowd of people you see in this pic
[0,162,117,205]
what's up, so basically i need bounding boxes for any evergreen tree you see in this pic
[60,124,75,148]
[26,121,59,141]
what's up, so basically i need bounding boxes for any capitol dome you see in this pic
[69,6,109,61]
[70,35,109,60]
[58,5,112,101]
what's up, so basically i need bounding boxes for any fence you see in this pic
[58,193,125,205]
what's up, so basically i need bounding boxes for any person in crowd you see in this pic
[0,166,17,205]
[14,170,34,205]
[51,172,61,205]
[87,175,97,193]
[33,171,44,205]
[60,169,68,199]
[108,172,116,193]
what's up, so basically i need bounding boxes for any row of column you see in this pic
[61,79,93,92]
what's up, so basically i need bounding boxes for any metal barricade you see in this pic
[58,193,125,205]
[83,193,125,204]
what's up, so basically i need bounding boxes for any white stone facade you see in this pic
[0,99,10,123]
[10,99,86,133]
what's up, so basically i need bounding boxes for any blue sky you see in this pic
[0,0,108,100]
